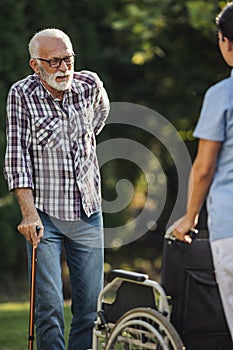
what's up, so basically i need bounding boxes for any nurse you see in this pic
[173,2,233,341]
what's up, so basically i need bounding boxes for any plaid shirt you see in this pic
[4,71,110,220]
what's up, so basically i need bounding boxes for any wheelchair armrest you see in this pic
[106,269,149,283]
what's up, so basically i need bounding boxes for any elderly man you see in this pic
[4,28,109,350]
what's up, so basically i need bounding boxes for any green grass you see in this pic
[0,301,72,350]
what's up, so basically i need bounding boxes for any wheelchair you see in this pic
[92,269,186,350]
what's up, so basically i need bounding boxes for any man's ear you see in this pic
[30,59,40,74]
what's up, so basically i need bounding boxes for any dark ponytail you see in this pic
[216,2,233,42]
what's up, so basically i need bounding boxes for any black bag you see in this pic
[161,234,232,350]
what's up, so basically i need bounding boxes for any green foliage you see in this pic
[0,0,230,281]
[106,0,223,63]
[186,1,217,35]
[0,196,22,271]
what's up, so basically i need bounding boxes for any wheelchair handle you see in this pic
[165,225,198,241]
[106,269,149,283]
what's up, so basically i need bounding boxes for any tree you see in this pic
[0,0,229,278]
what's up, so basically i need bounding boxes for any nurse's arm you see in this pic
[173,139,221,242]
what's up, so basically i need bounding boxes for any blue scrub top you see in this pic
[193,70,233,241]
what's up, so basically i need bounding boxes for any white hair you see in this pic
[29,28,73,58]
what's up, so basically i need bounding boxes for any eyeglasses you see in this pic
[35,54,76,68]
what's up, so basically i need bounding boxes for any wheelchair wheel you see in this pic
[105,307,185,350]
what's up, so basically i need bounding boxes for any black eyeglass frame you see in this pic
[35,54,76,68]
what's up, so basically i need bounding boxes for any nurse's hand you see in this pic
[172,216,197,243]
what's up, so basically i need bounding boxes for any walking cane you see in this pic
[28,225,41,350]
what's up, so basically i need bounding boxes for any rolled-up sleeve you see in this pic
[4,87,33,191]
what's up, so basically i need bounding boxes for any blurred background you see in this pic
[0,0,228,302]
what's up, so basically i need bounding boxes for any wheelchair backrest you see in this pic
[103,280,156,323]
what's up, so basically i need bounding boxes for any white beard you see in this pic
[39,65,74,91]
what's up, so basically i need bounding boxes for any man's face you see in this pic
[37,62,74,92]
[31,37,74,96]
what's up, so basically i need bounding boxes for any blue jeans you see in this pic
[26,209,104,350]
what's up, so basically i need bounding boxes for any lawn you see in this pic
[0,301,72,350]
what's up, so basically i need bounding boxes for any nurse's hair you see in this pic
[216,2,233,42]
[29,28,73,58]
